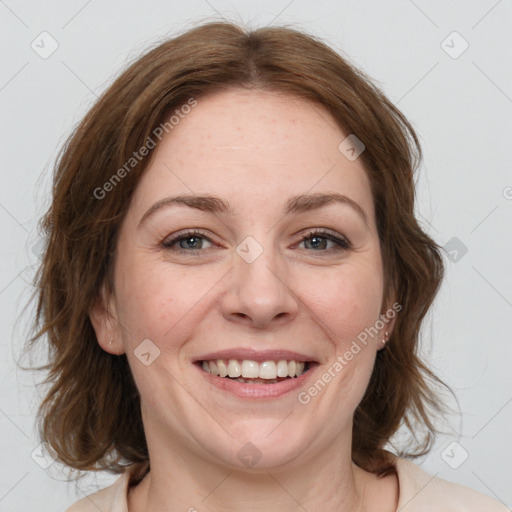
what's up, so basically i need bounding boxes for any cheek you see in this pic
[308,264,383,409]
[301,269,382,415]
[113,255,172,340]
[296,261,384,344]
[114,255,217,346]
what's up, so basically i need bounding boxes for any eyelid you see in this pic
[161,227,352,254]
[295,228,352,249]
[162,228,221,248]
[304,227,350,242]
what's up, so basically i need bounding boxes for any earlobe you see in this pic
[88,287,125,355]
[378,299,398,349]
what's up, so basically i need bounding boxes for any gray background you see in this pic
[0,0,511,510]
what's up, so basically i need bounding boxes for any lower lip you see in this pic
[195,363,318,399]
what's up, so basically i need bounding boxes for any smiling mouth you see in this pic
[196,359,316,384]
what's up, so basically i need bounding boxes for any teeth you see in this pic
[201,359,309,379]
[259,361,277,379]
[227,359,241,378]
[241,360,259,378]
[276,360,289,377]
[217,360,228,377]
[236,377,278,384]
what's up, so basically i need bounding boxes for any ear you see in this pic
[89,283,125,355]
[377,295,400,351]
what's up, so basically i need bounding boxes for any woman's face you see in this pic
[93,88,393,470]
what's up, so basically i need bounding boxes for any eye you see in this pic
[297,229,351,252]
[161,228,351,256]
[162,229,215,254]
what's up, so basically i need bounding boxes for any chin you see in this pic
[198,420,312,471]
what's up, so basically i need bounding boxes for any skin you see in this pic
[90,88,398,511]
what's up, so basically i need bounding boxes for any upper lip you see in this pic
[194,348,317,363]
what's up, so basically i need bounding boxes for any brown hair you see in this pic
[26,20,448,478]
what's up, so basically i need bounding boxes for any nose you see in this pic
[220,241,299,330]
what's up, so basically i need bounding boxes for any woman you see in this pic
[28,21,507,511]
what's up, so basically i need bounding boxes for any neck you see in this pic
[129,428,370,512]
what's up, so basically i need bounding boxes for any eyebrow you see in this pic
[138,192,369,229]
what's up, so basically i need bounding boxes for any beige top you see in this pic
[65,457,509,511]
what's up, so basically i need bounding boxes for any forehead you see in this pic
[127,88,375,222]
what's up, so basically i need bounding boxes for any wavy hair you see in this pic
[25,20,448,478]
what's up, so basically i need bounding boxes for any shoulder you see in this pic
[394,457,509,511]
[64,469,133,512]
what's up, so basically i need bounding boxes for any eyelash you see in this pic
[161,228,351,255]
